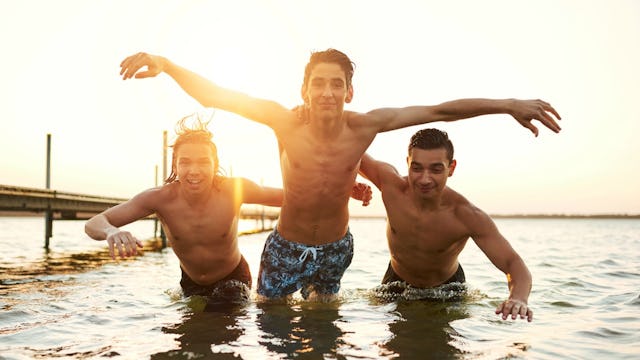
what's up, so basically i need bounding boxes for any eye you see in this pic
[430,165,445,173]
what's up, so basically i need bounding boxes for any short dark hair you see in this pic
[302,48,355,90]
[408,128,454,163]
[165,114,222,188]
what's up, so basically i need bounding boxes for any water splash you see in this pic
[371,281,469,302]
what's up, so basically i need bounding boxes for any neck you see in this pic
[410,187,441,212]
[309,112,344,138]
[179,182,214,207]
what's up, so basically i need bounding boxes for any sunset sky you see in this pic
[1,0,639,216]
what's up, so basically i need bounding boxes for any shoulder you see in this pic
[446,188,500,240]
[127,184,177,209]
[345,110,376,129]
[381,172,408,192]
[447,188,492,229]
[216,176,237,190]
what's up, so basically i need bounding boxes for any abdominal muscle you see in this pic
[276,118,367,245]
[171,237,242,286]
[277,160,356,245]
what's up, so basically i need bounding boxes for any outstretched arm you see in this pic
[234,178,284,208]
[119,52,293,130]
[463,206,534,322]
[85,191,155,260]
[366,98,561,137]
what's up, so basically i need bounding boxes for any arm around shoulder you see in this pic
[236,178,283,208]
[359,153,402,191]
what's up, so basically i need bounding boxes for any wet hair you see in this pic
[164,113,222,188]
[302,48,355,90]
[408,128,455,163]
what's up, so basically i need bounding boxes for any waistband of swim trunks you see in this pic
[270,227,353,251]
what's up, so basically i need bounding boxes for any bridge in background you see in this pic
[0,184,280,248]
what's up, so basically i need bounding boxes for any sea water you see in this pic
[0,216,639,359]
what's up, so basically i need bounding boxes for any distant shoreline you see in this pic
[347,214,640,220]
[2,211,639,220]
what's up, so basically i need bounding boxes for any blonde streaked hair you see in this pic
[165,113,223,188]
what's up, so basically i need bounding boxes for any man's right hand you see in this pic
[105,228,144,260]
[119,52,165,80]
[351,182,373,206]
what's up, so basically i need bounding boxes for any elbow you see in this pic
[84,222,98,240]
[84,217,102,240]
[85,225,95,239]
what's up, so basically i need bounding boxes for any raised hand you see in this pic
[510,99,562,137]
[119,52,165,80]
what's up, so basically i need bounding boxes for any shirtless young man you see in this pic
[84,118,284,302]
[359,128,534,321]
[119,49,561,300]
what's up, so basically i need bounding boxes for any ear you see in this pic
[345,85,354,103]
[448,159,457,177]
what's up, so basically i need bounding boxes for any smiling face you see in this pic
[301,62,354,121]
[175,142,217,195]
[407,147,456,201]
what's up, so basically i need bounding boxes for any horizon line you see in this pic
[1,211,639,220]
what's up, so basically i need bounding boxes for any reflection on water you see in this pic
[381,300,470,359]
[152,305,249,359]
[368,282,473,359]
[256,300,347,359]
[0,238,165,287]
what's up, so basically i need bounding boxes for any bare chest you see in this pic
[387,206,469,255]
[158,195,238,247]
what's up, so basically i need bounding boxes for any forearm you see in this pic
[263,188,284,207]
[377,98,516,132]
[505,257,532,302]
[434,98,515,121]
[85,214,119,240]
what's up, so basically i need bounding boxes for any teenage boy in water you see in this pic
[118,49,560,300]
[85,117,371,303]
[359,128,533,321]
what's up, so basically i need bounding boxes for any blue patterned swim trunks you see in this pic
[257,228,354,299]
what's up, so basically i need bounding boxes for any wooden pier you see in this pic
[0,184,280,248]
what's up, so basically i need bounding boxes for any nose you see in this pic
[418,172,433,185]
[187,164,201,174]
[322,84,333,97]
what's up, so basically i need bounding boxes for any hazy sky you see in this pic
[1,0,639,216]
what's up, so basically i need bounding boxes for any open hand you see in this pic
[119,52,165,80]
[510,99,561,137]
[105,228,144,260]
[495,298,533,322]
